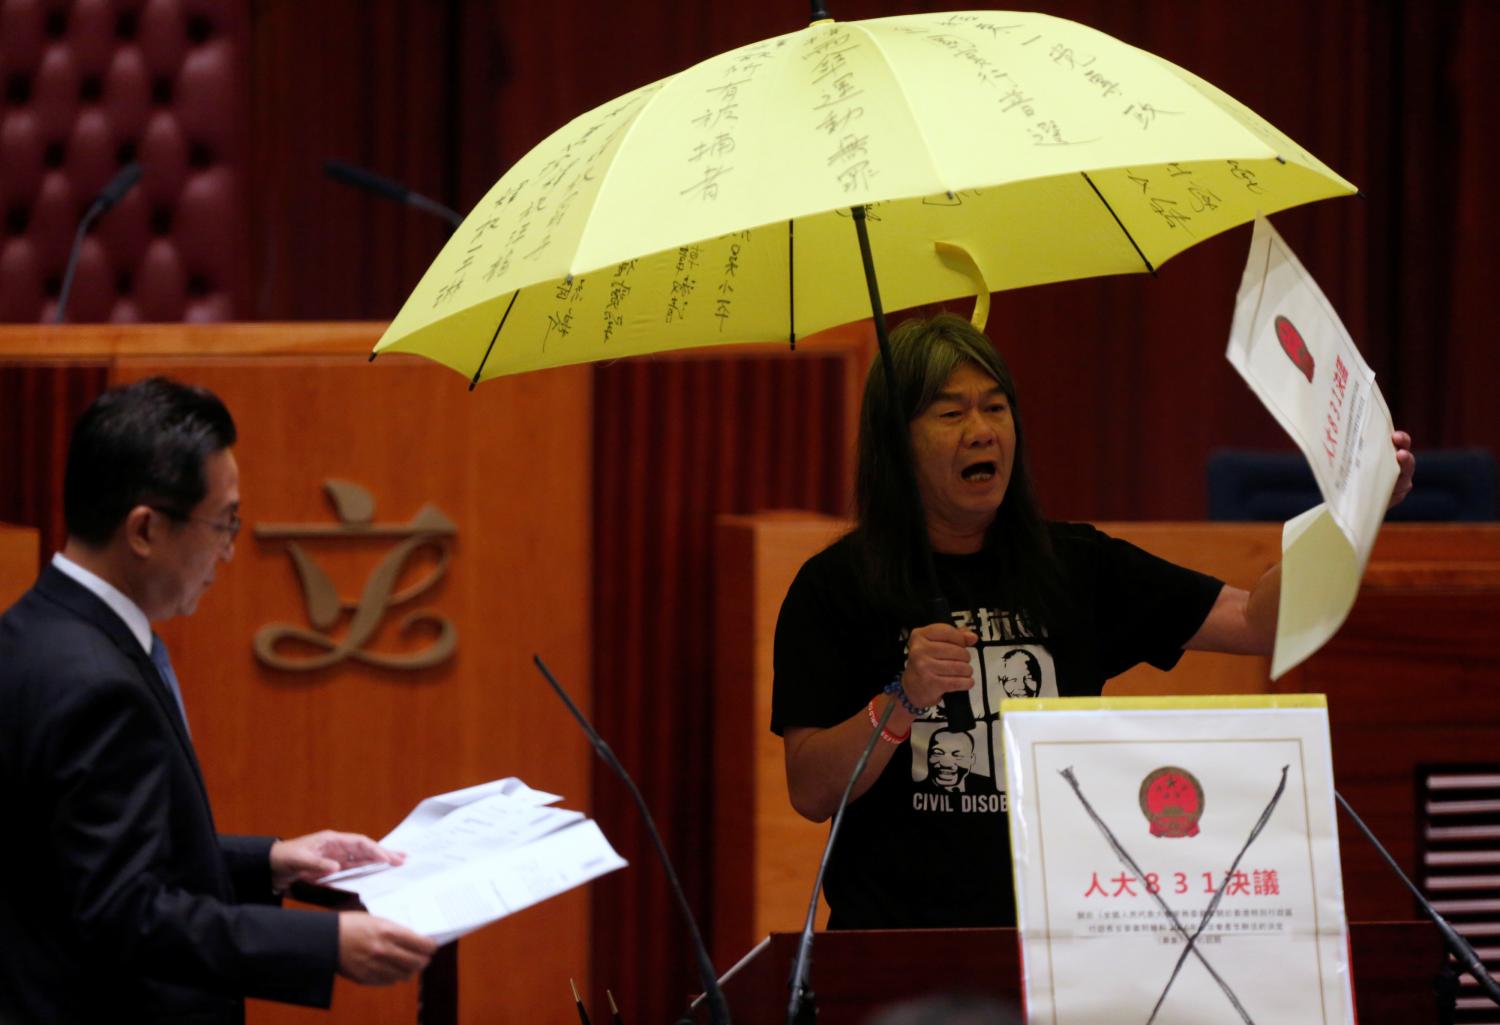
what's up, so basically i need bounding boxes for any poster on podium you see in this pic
[1002,695,1353,1025]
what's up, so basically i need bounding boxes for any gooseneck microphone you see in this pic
[531,655,730,1025]
[55,162,142,323]
[323,160,464,231]
[786,697,898,1025]
[1336,790,1500,1007]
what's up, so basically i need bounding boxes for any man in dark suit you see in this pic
[0,377,436,1024]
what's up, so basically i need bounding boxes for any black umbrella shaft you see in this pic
[849,206,972,728]
[850,205,939,601]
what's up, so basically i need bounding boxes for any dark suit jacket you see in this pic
[0,566,339,1025]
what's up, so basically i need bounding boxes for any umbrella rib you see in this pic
[1081,171,1157,277]
[469,290,520,391]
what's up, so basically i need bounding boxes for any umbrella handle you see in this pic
[933,241,991,332]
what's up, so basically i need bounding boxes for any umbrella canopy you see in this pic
[375,9,1353,383]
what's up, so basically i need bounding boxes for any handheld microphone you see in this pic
[927,596,976,732]
[55,162,142,323]
[323,159,463,230]
[531,655,730,1025]
[1335,790,1500,1006]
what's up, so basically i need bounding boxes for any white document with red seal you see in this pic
[1003,695,1353,1025]
[1225,215,1398,677]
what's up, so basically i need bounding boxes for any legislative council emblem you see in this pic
[1138,766,1205,839]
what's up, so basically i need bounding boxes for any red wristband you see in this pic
[866,698,910,744]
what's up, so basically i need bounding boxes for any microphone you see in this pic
[1335,790,1500,1006]
[786,696,898,1025]
[531,655,730,1025]
[54,162,142,323]
[323,159,464,231]
[927,596,976,733]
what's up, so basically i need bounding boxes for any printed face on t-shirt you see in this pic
[926,729,976,790]
[906,628,1058,806]
[997,648,1041,698]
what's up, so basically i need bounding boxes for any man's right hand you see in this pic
[336,912,438,985]
[901,622,979,709]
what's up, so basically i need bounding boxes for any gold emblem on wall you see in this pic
[252,480,458,671]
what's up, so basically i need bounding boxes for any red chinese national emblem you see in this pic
[1139,766,1205,838]
[1275,315,1316,383]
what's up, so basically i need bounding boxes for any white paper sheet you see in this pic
[317,777,624,942]
[362,820,626,945]
[1226,216,1398,677]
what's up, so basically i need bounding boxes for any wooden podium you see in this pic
[693,922,1445,1024]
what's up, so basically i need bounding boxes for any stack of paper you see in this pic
[319,777,626,944]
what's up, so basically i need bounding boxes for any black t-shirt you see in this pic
[771,522,1224,929]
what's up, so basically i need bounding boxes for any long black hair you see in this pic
[852,314,1060,630]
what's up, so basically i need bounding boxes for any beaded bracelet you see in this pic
[866,698,910,744]
[884,674,931,718]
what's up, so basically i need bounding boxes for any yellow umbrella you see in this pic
[373,15,1357,1020]
[374,9,1353,385]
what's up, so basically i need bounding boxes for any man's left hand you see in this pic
[270,830,405,892]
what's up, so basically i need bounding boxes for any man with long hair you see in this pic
[771,314,1414,929]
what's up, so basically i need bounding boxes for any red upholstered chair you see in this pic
[0,0,248,322]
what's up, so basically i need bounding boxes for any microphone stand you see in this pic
[1335,790,1500,1009]
[786,697,898,1025]
[784,202,981,1022]
[532,655,730,1025]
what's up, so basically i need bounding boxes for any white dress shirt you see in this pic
[51,551,152,656]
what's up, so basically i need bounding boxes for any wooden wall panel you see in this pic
[1100,524,1280,696]
[712,515,848,957]
[0,363,110,556]
[1273,529,1500,922]
[0,521,38,610]
[105,355,593,1025]
[0,325,596,1025]
[104,354,594,1025]
[711,513,1500,960]
[590,347,858,1023]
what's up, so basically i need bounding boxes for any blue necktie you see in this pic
[149,634,191,735]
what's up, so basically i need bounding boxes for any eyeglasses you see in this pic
[149,506,242,544]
